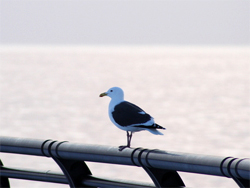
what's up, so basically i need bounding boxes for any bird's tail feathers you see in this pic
[147,129,164,135]
[155,123,165,130]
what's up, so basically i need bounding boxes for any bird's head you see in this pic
[99,87,124,100]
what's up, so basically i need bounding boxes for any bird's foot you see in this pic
[118,145,130,151]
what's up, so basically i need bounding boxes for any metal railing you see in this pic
[0,136,249,188]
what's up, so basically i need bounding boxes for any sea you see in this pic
[0,45,249,187]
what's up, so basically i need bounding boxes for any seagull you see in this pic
[99,87,165,151]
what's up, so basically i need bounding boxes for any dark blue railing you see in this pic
[0,136,249,188]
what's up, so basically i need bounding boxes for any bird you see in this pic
[99,87,165,151]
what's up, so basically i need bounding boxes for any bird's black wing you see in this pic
[112,101,151,127]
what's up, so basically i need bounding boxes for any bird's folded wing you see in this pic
[112,101,152,127]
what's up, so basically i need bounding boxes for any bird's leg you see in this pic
[119,131,132,151]
[127,131,133,147]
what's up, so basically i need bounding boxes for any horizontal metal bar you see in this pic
[0,136,249,180]
[0,167,67,184]
[82,177,155,188]
[0,166,155,188]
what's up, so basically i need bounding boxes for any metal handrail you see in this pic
[0,136,249,188]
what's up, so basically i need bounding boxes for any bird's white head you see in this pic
[99,87,124,101]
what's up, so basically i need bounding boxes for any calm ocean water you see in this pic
[0,46,249,187]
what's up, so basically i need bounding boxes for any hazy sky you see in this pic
[1,0,249,45]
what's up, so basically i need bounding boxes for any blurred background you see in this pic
[0,0,249,187]
[1,0,250,45]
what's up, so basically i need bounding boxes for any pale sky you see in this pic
[1,0,249,45]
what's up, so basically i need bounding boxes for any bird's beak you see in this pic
[99,92,107,97]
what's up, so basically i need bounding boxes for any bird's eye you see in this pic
[110,90,113,92]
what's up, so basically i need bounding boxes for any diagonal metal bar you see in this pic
[0,159,10,188]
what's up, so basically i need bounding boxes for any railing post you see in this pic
[42,140,94,188]
[132,148,185,188]
[52,157,93,188]
[0,159,10,188]
[142,166,185,188]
